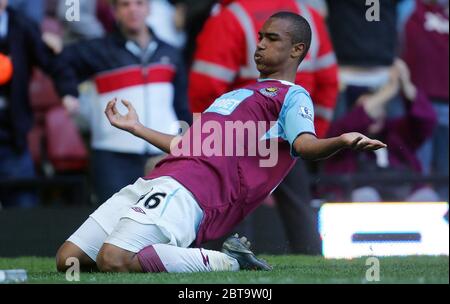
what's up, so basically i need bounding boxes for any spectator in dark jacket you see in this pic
[321,59,438,202]
[0,1,61,208]
[326,0,407,121]
[7,0,44,24]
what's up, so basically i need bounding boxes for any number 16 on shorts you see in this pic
[131,188,168,216]
[137,189,167,209]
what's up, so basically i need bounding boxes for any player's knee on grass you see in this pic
[96,244,139,273]
[56,241,96,272]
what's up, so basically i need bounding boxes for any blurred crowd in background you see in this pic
[0,0,448,250]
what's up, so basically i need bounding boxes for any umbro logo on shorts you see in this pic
[132,207,146,215]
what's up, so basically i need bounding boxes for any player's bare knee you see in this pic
[56,241,94,272]
[56,244,73,272]
[56,256,68,272]
[96,254,128,273]
[97,245,132,273]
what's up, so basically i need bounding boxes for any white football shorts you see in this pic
[67,176,204,260]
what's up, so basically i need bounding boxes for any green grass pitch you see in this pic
[0,255,448,284]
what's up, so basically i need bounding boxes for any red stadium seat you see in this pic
[28,68,60,172]
[28,68,88,174]
[29,68,61,113]
[45,106,88,172]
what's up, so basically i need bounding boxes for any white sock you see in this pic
[151,244,240,273]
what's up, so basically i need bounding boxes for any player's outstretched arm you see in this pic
[293,132,387,161]
[105,98,176,154]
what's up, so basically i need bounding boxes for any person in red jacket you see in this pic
[188,0,338,254]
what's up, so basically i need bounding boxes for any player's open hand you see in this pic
[105,98,141,133]
[341,132,387,151]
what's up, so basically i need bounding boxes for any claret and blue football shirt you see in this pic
[147,79,316,245]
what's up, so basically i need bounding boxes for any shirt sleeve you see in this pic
[280,88,317,155]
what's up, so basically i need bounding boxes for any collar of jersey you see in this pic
[257,78,295,86]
